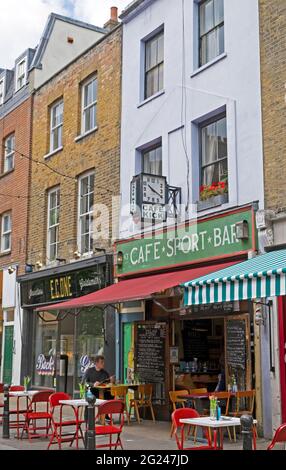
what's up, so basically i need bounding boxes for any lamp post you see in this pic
[85,387,96,450]
[241,415,254,450]
[2,384,10,439]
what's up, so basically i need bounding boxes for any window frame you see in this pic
[199,0,224,67]
[144,30,164,100]
[199,112,228,188]
[81,76,98,135]
[141,142,163,176]
[3,134,15,173]
[15,57,27,92]
[1,212,12,253]
[0,77,5,105]
[47,187,60,262]
[50,100,64,153]
[78,171,95,255]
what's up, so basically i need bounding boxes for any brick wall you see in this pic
[28,27,122,266]
[0,97,32,274]
[260,0,286,210]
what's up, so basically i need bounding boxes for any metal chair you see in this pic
[21,391,53,441]
[267,423,286,450]
[95,400,125,450]
[172,408,212,450]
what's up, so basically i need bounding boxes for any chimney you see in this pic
[104,6,119,31]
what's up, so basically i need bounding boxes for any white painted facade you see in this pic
[119,0,264,238]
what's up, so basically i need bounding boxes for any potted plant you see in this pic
[23,376,31,392]
[198,179,228,211]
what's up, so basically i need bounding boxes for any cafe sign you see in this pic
[36,354,55,376]
[115,207,256,276]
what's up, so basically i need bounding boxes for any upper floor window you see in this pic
[81,76,97,134]
[1,212,12,253]
[78,172,95,255]
[200,115,228,199]
[145,31,164,100]
[15,58,27,91]
[50,100,63,153]
[0,78,4,105]
[4,134,15,173]
[47,187,60,261]
[199,0,224,66]
[142,143,162,175]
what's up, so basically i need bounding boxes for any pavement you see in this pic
[0,420,273,451]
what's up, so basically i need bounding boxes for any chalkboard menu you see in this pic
[226,320,246,370]
[135,323,167,404]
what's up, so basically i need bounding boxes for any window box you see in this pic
[197,192,228,212]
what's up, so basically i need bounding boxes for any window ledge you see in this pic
[0,168,15,179]
[75,127,98,142]
[44,146,64,160]
[0,250,11,258]
[137,90,165,108]
[191,53,227,78]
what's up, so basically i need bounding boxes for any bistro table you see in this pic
[180,416,258,450]
[9,390,41,439]
[93,383,142,400]
[59,398,107,449]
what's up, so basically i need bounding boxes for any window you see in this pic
[47,187,60,261]
[78,172,95,255]
[3,134,15,173]
[200,115,228,187]
[81,77,97,134]
[142,144,162,175]
[50,101,63,152]
[199,0,224,66]
[145,31,164,100]
[0,78,4,105]
[1,212,12,253]
[15,58,27,91]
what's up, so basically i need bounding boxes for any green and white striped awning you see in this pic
[183,249,286,306]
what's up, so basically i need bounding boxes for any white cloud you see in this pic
[0,0,128,69]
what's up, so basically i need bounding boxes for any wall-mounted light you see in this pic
[74,250,81,260]
[8,266,16,275]
[235,220,249,240]
[25,263,35,273]
[35,261,43,269]
[117,251,123,267]
[254,302,265,326]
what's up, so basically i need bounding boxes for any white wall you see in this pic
[32,20,105,90]
[120,0,264,238]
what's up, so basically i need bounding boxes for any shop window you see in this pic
[78,172,95,255]
[144,30,164,100]
[47,187,60,262]
[32,312,58,390]
[199,0,224,66]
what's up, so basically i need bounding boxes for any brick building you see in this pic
[0,49,35,384]
[18,11,122,394]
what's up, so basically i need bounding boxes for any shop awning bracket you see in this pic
[37,311,70,323]
[152,298,189,315]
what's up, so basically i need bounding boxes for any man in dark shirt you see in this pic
[82,355,114,399]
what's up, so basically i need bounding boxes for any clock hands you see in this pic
[148,184,162,198]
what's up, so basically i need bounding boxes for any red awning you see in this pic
[36,261,237,312]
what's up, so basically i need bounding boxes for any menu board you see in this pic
[135,322,167,404]
[226,319,246,370]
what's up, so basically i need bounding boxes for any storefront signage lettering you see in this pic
[36,354,55,376]
[28,288,44,299]
[50,276,72,300]
[79,276,100,290]
[116,208,256,276]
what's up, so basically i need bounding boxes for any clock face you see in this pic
[142,175,166,204]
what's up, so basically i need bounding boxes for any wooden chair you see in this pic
[188,388,208,415]
[212,391,232,441]
[230,390,256,442]
[111,385,130,424]
[169,390,189,437]
[129,384,155,424]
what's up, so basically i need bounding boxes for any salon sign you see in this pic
[115,207,256,276]
[36,354,55,376]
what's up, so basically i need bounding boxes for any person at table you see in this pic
[82,355,115,399]
[215,353,226,392]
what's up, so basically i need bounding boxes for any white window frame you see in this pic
[78,172,95,255]
[1,212,12,253]
[0,77,5,105]
[47,187,60,262]
[4,134,15,173]
[81,76,97,135]
[50,100,64,153]
[15,57,27,91]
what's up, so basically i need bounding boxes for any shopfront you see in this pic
[18,255,115,396]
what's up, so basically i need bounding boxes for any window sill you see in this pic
[0,250,11,258]
[75,127,98,142]
[44,146,64,160]
[191,53,227,78]
[137,90,165,108]
[0,168,15,179]
[197,193,229,212]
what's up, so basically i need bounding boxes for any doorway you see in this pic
[3,325,14,384]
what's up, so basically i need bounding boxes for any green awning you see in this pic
[183,249,286,306]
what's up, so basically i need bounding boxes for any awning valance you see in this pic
[183,249,286,306]
[35,261,236,312]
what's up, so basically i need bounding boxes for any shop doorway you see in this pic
[278,297,286,423]
[3,325,14,384]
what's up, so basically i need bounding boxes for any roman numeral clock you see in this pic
[130,173,168,223]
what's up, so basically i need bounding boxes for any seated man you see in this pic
[82,355,114,400]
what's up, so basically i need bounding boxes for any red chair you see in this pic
[267,423,286,450]
[0,384,3,425]
[48,393,85,450]
[95,400,125,450]
[21,391,53,441]
[172,408,213,450]
[9,385,29,438]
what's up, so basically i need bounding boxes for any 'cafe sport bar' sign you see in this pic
[116,208,256,276]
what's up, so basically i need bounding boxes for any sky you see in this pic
[0,0,128,69]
